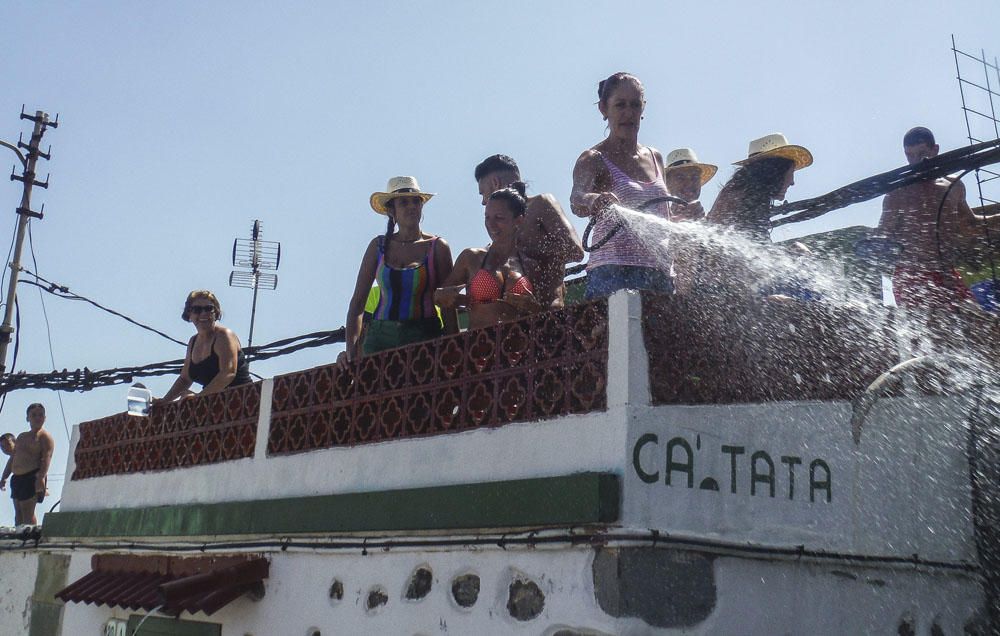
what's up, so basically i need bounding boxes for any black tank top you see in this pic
[188,333,252,388]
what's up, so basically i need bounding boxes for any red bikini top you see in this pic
[467,249,533,305]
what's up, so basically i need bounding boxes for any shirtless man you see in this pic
[879,127,1000,309]
[474,155,584,309]
[0,404,54,525]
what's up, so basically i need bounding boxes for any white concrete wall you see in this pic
[54,545,983,636]
[623,396,978,563]
[59,409,628,512]
[0,549,39,635]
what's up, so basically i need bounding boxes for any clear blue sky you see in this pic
[1,1,998,525]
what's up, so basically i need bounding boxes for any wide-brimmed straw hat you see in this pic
[734,133,813,170]
[369,176,435,215]
[662,148,718,185]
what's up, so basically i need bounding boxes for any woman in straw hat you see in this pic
[570,71,676,299]
[706,133,812,240]
[434,182,539,329]
[695,133,814,297]
[337,177,457,367]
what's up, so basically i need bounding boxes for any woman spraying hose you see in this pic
[571,72,680,299]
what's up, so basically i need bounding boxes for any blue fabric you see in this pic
[970,280,998,312]
[759,280,822,301]
[584,265,674,299]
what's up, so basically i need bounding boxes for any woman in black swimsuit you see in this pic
[159,290,251,402]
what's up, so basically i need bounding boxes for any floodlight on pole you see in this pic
[229,220,279,349]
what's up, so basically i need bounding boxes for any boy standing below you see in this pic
[0,404,54,525]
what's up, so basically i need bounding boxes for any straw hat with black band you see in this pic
[734,133,813,170]
[663,148,718,185]
[369,176,435,215]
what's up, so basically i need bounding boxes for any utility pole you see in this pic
[0,108,57,377]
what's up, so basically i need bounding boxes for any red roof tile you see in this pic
[55,554,268,616]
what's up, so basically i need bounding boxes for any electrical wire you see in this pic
[17,268,186,346]
[0,328,345,394]
[0,218,17,313]
[0,296,19,414]
[27,221,71,441]
[935,168,974,265]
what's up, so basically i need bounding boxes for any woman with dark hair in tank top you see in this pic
[435,183,539,330]
[693,133,814,298]
[571,72,690,299]
[159,290,252,402]
[337,177,457,369]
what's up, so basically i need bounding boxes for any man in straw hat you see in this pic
[662,148,718,222]
[474,155,583,308]
[879,126,1000,310]
[662,148,717,293]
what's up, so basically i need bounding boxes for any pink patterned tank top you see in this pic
[587,148,673,270]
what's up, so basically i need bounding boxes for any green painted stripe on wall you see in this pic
[43,473,620,538]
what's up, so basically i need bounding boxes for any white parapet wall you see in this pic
[51,543,983,636]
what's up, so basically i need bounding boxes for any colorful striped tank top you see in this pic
[587,148,673,270]
[373,236,439,321]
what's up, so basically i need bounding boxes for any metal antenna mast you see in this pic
[229,220,280,349]
[0,107,58,376]
[951,34,1000,210]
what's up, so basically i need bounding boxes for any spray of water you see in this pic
[609,202,1000,426]
[610,202,1000,625]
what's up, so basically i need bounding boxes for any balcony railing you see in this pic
[70,300,610,479]
[72,383,261,479]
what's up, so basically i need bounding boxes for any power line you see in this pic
[0,328,345,394]
[17,268,186,346]
[27,221,71,441]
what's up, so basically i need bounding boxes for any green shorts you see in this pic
[362,318,443,355]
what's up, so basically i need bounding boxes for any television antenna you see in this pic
[229,220,279,348]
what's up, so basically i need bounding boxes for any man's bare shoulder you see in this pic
[526,193,562,215]
[39,429,55,446]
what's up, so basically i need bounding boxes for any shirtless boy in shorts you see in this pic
[0,404,54,525]
[879,127,1000,309]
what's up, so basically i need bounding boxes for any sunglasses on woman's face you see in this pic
[189,305,215,314]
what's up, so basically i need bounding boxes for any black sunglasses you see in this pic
[189,305,215,314]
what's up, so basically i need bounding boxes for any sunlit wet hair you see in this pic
[474,154,521,182]
[0,432,13,445]
[182,290,222,322]
[488,181,528,217]
[26,403,44,417]
[598,72,644,106]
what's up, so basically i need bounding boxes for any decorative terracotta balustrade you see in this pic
[267,300,609,456]
[72,382,261,479]
[643,293,901,404]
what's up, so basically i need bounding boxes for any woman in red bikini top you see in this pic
[435,183,540,330]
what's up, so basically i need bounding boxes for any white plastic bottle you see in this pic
[126,383,152,416]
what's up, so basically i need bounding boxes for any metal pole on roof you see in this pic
[0,107,58,377]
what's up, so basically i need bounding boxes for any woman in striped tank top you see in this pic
[571,72,676,299]
[337,177,457,368]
